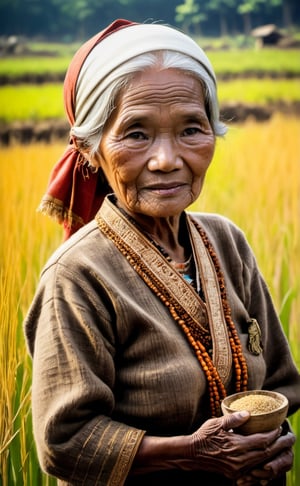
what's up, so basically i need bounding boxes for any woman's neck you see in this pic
[116,201,189,263]
[144,222,186,263]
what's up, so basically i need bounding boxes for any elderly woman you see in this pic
[24,19,300,486]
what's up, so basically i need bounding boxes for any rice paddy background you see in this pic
[1,113,299,484]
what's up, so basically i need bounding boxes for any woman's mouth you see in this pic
[145,182,187,196]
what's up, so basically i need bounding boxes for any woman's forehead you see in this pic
[119,69,204,107]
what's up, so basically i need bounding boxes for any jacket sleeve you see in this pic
[24,260,145,486]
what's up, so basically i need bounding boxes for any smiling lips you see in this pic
[144,182,187,196]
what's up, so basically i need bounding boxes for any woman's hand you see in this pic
[131,412,295,482]
[188,412,295,482]
[236,427,295,485]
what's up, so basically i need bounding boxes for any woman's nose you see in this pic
[148,136,183,171]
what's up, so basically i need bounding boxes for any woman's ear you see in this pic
[73,136,100,168]
[90,151,103,170]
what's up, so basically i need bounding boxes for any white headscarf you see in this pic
[75,23,216,126]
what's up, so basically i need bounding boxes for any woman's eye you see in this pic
[123,130,149,148]
[126,131,148,140]
[182,127,201,136]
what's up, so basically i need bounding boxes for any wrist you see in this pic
[131,434,193,473]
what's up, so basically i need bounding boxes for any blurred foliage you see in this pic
[0,0,299,40]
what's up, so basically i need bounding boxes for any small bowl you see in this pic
[221,390,288,435]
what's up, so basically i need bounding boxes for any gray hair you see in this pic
[71,50,227,159]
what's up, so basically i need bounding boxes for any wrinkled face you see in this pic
[95,68,215,218]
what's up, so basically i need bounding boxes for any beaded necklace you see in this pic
[144,230,197,289]
[190,219,248,412]
[171,256,194,285]
[96,208,248,416]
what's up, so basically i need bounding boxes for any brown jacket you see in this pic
[24,199,300,485]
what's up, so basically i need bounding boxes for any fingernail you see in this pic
[237,476,251,484]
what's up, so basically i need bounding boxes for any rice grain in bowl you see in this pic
[221,390,288,435]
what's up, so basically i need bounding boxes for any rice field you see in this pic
[0,113,299,485]
[1,48,299,79]
[1,78,300,123]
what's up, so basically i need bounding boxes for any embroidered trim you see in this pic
[96,198,248,415]
[99,200,209,334]
[191,218,248,397]
[188,219,232,385]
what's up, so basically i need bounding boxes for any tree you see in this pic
[0,0,61,37]
[205,0,236,37]
[281,0,300,29]
[0,0,299,40]
[175,0,207,35]
[237,0,265,35]
[52,0,109,39]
